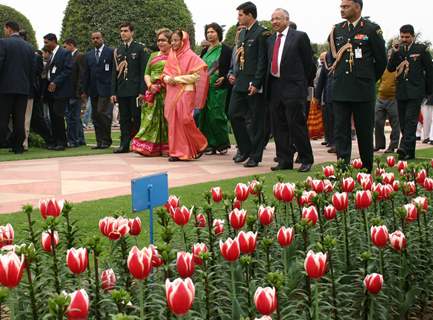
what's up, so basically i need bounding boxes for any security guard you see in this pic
[111,22,149,153]
[329,0,387,172]
[228,1,269,168]
[388,24,433,160]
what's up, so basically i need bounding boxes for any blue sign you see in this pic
[131,173,169,244]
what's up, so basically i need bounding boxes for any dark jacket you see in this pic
[200,43,232,88]
[47,46,73,98]
[71,50,84,98]
[265,29,313,100]
[82,45,114,97]
[0,34,34,95]
[315,52,334,103]
[387,42,433,100]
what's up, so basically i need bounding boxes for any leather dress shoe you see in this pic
[113,147,129,154]
[243,158,259,168]
[234,154,249,163]
[298,163,313,172]
[321,141,328,146]
[53,145,65,151]
[91,145,101,150]
[271,163,293,171]
[47,144,56,150]
[384,147,395,154]
[423,138,430,144]
[232,150,241,160]
[99,144,110,149]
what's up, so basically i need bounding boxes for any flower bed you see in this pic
[1,157,433,319]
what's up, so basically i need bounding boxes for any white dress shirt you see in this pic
[272,26,289,78]
[48,45,60,81]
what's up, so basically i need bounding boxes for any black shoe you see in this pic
[99,144,110,149]
[53,145,65,151]
[91,145,101,150]
[47,144,56,150]
[416,137,421,141]
[374,147,384,152]
[321,141,328,146]
[195,151,204,160]
[429,141,433,145]
[113,147,129,154]
[271,163,293,171]
[423,138,430,144]
[168,156,180,162]
[384,148,395,154]
[295,156,301,164]
[327,147,337,153]
[13,147,24,154]
[298,163,313,172]
[205,148,216,155]
[232,150,241,161]
[234,154,249,163]
[243,159,259,168]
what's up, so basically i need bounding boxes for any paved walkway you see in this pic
[0,140,430,214]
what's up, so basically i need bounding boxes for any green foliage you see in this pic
[61,0,195,52]
[0,4,37,48]
[223,20,272,48]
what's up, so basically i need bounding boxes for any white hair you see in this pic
[274,8,290,19]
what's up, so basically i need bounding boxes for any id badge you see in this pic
[52,66,57,74]
[355,48,363,59]
[105,64,110,71]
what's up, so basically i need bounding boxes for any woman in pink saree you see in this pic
[163,30,209,161]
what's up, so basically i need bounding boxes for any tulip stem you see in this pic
[93,250,101,320]
[140,279,146,320]
[25,264,38,320]
[63,203,74,249]
[276,288,282,320]
[290,202,296,225]
[379,249,384,278]
[205,207,215,261]
[244,263,252,318]
[313,281,320,320]
[120,238,131,290]
[182,226,188,252]
[230,262,240,320]
[283,247,288,280]
[391,200,397,231]
[342,210,351,271]
[203,259,211,320]
[362,209,370,248]
[328,251,338,320]
[50,229,61,294]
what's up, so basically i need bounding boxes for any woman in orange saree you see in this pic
[163,30,209,161]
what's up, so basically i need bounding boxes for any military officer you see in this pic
[228,1,269,168]
[329,0,387,172]
[387,24,433,160]
[111,22,149,153]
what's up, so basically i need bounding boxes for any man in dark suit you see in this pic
[228,1,269,168]
[82,31,114,149]
[43,33,73,151]
[111,22,148,153]
[63,38,86,148]
[329,0,387,172]
[388,24,433,160]
[0,21,34,154]
[265,9,314,172]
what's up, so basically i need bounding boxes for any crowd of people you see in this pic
[1,0,432,173]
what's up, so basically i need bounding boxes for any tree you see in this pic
[0,4,37,48]
[61,0,195,51]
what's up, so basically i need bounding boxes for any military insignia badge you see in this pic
[355,34,368,40]
[376,29,383,36]
[131,53,137,59]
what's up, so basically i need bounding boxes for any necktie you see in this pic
[271,33,283,75]
[348,23,354,32]
[95,48,100,63]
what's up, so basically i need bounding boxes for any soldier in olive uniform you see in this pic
[329,0,387,172]
[111,22,149,153]
[228,1,269,168]
[387,24,433,160]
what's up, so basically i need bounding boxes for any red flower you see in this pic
[254,287,278,316]
[357,172,372,184]
[165,195,180,211]
[323,204,337,220]
[375,167,385,177]
[101,269,116,291]
[381,172,395,185]
[413,196,428,212]
[192,243,208,265]
[127,246,153,280]
[99,217,130,240]
[232,198,242,209]
[0,251,25,288]
[0,224,14,248]
[416,169,427,185]
[355,190,372,209]
[176,252,195,278]
[67,289,89,320]
[149,245,164,268]
[302,206,318,225]
[219,237,240,262]
[304,250,327,279]
[211,187,223,203]
[213,219,224,236]
[66,248,88,274]
[277,226,294,247]
[397,160,407,172]
[249,180,261,195]
[298,191,317,207]
[311,179,325,193]
[341,177,355,193]
[128,217,142,236]
[386,156,395,167]
[170,206,192,226]
[323,165,335,178]
[424,178,433,191]
[280,183,296,202]
[364,273,383,294]
[273,182,283,201]
[229,209,247,230]
[361,177,373,191]
[402,181,416,196]
[332,192,348,211]
[404,203,418,222]
[389,230,407,252]
[352,158,363,169]
[195,213,206,228]
[235,183,249,202]
[258,206,275,226]
[237,231,257,254]
[41,230,59,252]
[392,180,400,192]
[166,277,195,316]
[371,225,389,248]
[39,198,64,219]
[323,179,334,193]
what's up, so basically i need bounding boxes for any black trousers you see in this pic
[117,96,140,149]
[270,96,314,166]
[91,96,113,147]
[228,90,266,162]
[47,97,68,147]
[334,100,375,172]
[397,98,423,157]
[0,93,28,150]
[31,96,53,145]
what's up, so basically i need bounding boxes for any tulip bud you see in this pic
[361,177,373,191]
[413,196,428,212]
[249,180,261,195]
[165,195,180,211]
[389,230,407,252]
[41,230,59,252]
[99,217,130,240]
[375,167,386,177]
[211,187,223,203]
[386,156,395,167]
[235,183,249,202]
[66,248,88,274]
[192,243,208,265]
[149,244,164,268]
[213,219,224,236]
[237,231,257,254]
[381,172,395,185]
[370,225,389,248]
[332,192,349,211]
[352,158,363,169]
[416,169,427,185]
[357,172,372,184]
[219,237,240,262]
[397,160,407,171]
[402,181,416,196]
[424,178,433,191]
[128,217,142,236]
[39,198,64,219]
[323,165,335,178]
[166,278,195,316]
[127,246,153,280]
[233,197,242,209]
[195,213,206,228]
[273,182,283,201]
[0,251,25,288]
[323,204,337,220]
[254,287,278,316]
[323,179,334,193]
[229,209,247,230]
[176,252,195,278]
[101,269,116,291]
[170,206,192,226]
[355,190,372,210]
[277,226,294,247]
[311,179,325,193]
[257,206,275,226]
[341,177,355,193]
[302,206,318,225]
[404,203,418,222]
[280,183,295,202]
[67,289,89,320]
[0,224,14,248]
[364,273,383,294]
[304,250,327,279]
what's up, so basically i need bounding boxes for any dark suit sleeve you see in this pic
[218,44,232,86]
[81,54,90,95]
[422,47,433,96]
[111,50,117,96]
[251,31,268,89]
[387,50,401,72]
[139,48,149,93]
[53,52,72,87]
[0,40,5,73]
[370,26,387,80]
[314,66,327,101]
[300,33,314,83]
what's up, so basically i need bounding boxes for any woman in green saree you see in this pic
[131,28,172,156]
[199,23,232,155]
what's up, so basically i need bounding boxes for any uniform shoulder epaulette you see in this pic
[336,21,346,28]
